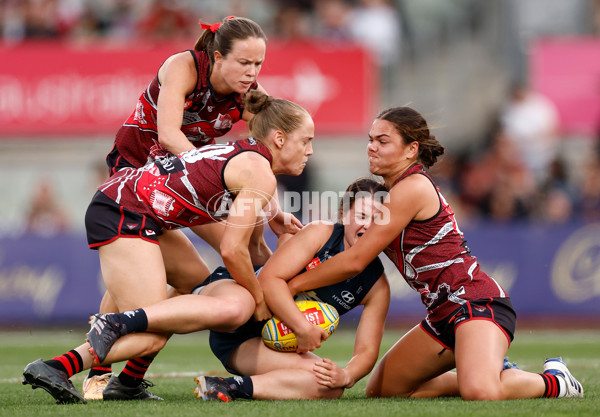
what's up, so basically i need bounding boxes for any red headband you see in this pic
[199,16,235,33]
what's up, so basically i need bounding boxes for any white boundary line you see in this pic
[2,371,215,384]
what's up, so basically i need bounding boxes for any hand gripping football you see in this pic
[261,300,339,352]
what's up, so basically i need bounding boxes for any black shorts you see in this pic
[209,320,266,375]
[85,191,163,249]
[191,265,263,295]
[420,297,516,350]
[106,144,136,176]
[196,265,265,374]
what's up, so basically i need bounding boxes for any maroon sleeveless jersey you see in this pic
[98,138,272,230]
[384,164,508,322]
[113,50,257,167]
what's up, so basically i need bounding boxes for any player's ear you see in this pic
[213,50,223,65]
[274,130,285,149]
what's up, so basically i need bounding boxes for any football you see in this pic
[262,300,339,352]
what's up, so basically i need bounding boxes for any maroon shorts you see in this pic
[85,191,163,249]
[420,297,516,350]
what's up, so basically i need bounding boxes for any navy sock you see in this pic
[225,376,253,399]
[117,309,148,334]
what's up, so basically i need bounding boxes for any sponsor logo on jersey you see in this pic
[332,295,351,311]
[145,229,156,236]
[150,190,175,217]
[306,258,321,270]
[213,113,233,130]
[341,290,355,304]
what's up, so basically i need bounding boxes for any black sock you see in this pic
[541,373,561,398]
[116,309,149,334]
[225,376,253,399]
[119,356,154,387]
[88,366,112,378]
[46,350,84,378]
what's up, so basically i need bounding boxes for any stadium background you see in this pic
[0,0,599,328]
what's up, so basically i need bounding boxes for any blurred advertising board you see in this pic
[0,40,377,137]
[1,222,599,326]
[531,37,600,137]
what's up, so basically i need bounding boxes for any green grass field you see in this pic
[1,325,598,417]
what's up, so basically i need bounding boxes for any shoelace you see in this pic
[139,379,155,389]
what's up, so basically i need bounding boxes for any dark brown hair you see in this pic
[376,107,445,168]
[245,90,310,141]
[339,177,388,220]
[194,17,266,66]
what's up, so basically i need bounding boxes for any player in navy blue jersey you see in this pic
[22,92,314,404]
[286,107,583,400]
[195,178,390,400]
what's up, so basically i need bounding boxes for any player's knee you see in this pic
[460,383,503,401]
[365,381,381,398]
[140,334,169,356]
[216,302,252,331]
[366,375,413,398]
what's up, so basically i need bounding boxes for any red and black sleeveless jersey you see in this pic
[113,50,257,168]
[98,138,272,230]
[384,164,508,322]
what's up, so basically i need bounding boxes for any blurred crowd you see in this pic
[430,84,600,225]
[0,0,403,69]
[3,0,600,229]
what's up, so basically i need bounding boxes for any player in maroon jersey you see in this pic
[22,91,315,404]
[85,16,299,400]
[285,107,583,400]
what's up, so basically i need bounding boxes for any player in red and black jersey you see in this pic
[85,16,298,400]
[22,92,315,404]
[286,107,583,401]
[109,18,265,172]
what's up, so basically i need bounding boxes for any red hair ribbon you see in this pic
[199,16,235,33]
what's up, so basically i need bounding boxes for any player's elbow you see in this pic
[220,242,246,266]
[157,127,180,150]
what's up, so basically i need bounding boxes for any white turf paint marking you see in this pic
[2,371,206,384]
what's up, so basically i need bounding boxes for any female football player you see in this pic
[284,106,583,400]
[22,91,314,404]
[195,177,390,400]
[87,16,300,400]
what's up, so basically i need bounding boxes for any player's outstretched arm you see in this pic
[313,274,390,389]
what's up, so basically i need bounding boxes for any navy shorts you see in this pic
[195,266,265,374]
[85,191,163,249]
[421,297,516,350]
[209,320,266,375]
[191,265,263,295]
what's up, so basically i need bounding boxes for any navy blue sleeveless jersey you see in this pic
[294,223,383,315]
[206,223,385,374]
